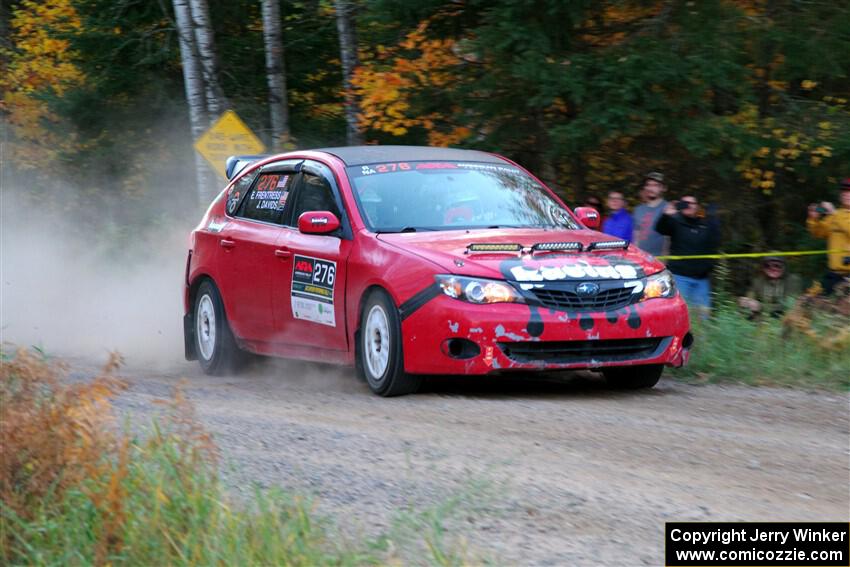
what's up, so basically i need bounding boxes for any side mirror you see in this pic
[298,211,341,234]
[573,207,601,230]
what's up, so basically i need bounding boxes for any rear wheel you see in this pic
[356,290,421,396]
[194,279,244,375]
[603,364,663,390]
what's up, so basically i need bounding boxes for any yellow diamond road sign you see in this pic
[194,110,266,179]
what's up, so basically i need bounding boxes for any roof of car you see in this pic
[315,145,507,167]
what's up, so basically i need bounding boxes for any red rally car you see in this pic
[183,146,692,396]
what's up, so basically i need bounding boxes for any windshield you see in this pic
[346,161,580,232]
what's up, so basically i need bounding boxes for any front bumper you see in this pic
[401,293,692,375]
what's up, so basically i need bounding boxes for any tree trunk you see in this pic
[262,0,290,150]
[188,0,228,119]
[173,0,214,206]
[334,0,362,145]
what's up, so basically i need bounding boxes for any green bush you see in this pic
[1,351,468,566]
[670,303,850,390]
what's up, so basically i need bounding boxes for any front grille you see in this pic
[498,337,668,364]
[530,286,636,312]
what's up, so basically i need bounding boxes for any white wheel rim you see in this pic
[196,294,216,361]
[364,305,390,380]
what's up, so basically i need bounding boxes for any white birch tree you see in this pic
[173,0,214,205]
[334,0,363,145]
[188,0,228,118]
[262,0,291,150]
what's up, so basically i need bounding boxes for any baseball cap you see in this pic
[840,178,850,190]
[645,171,665,184]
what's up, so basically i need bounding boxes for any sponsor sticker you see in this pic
[207,218,228,233]
[291,255,337,327]
[226,191,241,214]
[509,259,640,281]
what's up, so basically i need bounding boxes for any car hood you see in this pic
[377,228,665,282]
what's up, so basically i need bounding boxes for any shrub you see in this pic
[670,303,850,390]
[0,350,380,565]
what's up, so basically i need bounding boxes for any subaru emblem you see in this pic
[575,282,600,296]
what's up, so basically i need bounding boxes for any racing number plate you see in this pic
[291,255,336,327]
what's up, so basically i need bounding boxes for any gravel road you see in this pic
[96,358,849,566]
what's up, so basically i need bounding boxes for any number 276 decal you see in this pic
[312,262,335,286]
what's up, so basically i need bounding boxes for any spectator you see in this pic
[632,172,669,256]
[584,195,602,211]
[807,179,850,295]
[601,191,632,241]
[655,195,720,313]
[738,257,801,319]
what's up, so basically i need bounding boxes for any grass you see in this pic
[0,348,475,566]
[669,299,850,390]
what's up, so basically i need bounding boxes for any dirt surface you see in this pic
[93,357,849,566]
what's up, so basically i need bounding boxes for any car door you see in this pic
[216,169,298,342]
[272,161,353,351]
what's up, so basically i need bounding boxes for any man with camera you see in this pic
[807,179,850,294]
[655,195,720,313]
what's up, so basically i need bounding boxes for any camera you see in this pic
[675,201,690,211]
[815,205,828,214]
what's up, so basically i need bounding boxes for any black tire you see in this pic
[193,279,245,375]
[355,290,422,396]
[603,364,663,390]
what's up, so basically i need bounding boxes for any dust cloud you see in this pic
[1,188,194,368]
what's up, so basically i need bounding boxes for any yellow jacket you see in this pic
[807,208,850,273]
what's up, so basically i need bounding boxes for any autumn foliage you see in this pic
[0,350,226,565]
[0,349,127,561]
[0,350,389,565]
[352,17,471,146]
[1,0,85,168]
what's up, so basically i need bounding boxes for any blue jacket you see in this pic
[602,208,633,242]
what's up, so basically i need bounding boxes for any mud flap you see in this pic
[184,312,197,361]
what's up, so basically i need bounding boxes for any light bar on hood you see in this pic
[531,241,583,252]
[586,240,629,251]
[466,243,523,254]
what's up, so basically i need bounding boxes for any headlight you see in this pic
[642,269,676,300]
[435,275,525,304]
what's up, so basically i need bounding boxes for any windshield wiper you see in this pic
[376,226,437,234]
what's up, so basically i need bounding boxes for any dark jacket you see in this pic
[654,212,720,278]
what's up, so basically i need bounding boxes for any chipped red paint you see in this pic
[184,147,691,374]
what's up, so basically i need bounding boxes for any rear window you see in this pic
[236,172,295,224]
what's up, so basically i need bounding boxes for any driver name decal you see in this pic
[291,255,336,327]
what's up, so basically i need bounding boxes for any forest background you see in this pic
[2,0,849,278]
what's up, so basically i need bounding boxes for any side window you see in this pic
[288,173,341,225]
[236,172,296,224]
[225,169,259,216]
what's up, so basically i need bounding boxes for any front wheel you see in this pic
[356,290,421,396]
[602,364,663,390]
[194,279,244,375]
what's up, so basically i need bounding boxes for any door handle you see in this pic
[274,248,291,259]
[220,239,236,249]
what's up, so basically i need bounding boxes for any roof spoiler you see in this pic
[225,154,271,180]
